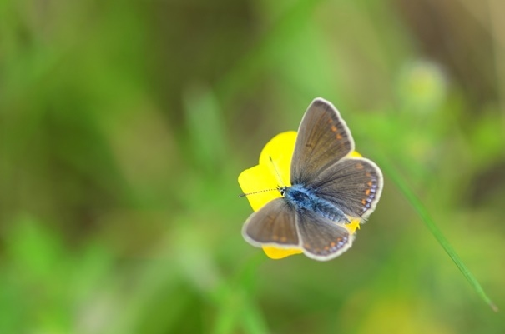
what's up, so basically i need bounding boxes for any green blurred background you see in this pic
[1,0,504,333]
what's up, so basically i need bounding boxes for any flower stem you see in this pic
[375,152,498,312]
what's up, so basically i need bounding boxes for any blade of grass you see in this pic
[375,151,498,312]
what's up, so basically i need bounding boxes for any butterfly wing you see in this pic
[242,198,300,247]
[296,209,354,261]
[291,98,355,185]
[311,157,383,219]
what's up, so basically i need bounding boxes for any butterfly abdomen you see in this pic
[285,184,348,223]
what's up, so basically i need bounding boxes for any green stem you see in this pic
[376,153,498,312]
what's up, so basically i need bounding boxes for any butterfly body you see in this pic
[242,98,383,261]
[282,184,349,224]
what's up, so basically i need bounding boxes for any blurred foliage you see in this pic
[1,0,505,333]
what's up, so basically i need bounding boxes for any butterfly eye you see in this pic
[278,187,286,196]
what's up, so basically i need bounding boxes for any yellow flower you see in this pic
[239,131,363,259]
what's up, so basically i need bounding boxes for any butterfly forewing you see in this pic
[312,157,383,219]
[242,198,300,247]
[291,98,355,185]
[296,209,354,261]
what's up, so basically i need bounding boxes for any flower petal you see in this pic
[348,151,362,158]
[345,219,361,234]
[259,132,297,187]
[239,132,297,212]
[238,164,280,212]
[262,246,302,259]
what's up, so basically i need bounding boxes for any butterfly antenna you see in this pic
[239,188,278,197]
[239,156,286,197]
[269,156,285,187]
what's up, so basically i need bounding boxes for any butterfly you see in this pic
[241,98,383,261]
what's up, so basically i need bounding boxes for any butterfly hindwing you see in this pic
[242,198,300,247]
[291,98,355,185]
[311,157,383,219]
[296,209,354,261]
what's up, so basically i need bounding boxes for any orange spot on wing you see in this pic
[361,199,367,205]
[336,133,342,140]
[365,189,371,196]
[331,125,337,132]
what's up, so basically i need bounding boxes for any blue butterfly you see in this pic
[242,98,383,261]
